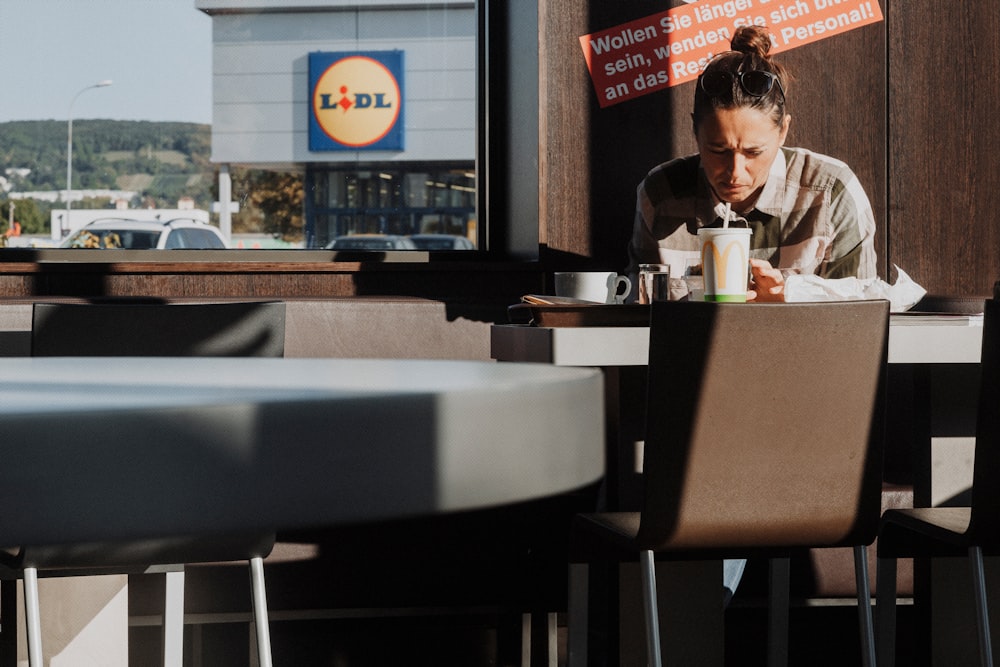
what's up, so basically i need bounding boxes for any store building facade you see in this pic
[196,0,476,249]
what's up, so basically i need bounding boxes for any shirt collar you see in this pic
[754,148,787,217]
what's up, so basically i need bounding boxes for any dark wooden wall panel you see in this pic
[537,0,590,255]
[540,1,682,271]
[887,0,1000,295]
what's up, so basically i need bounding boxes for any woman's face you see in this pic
[695,107,790,210]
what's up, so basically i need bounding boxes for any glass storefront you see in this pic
[306,164,476,250]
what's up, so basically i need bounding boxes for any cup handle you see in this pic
[613,276,632,303]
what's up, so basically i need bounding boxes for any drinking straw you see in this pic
[723,202,732,228]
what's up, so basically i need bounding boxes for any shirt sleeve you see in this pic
[823,168,878,280]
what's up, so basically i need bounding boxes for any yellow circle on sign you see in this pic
[313,56,401,148]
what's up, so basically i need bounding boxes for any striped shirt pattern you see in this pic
[627,147,878,281]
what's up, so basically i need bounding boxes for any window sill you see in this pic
[0,249,539,273]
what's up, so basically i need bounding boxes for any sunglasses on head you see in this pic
[699,69,785,100]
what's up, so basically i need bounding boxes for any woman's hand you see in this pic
[747,258,785,302]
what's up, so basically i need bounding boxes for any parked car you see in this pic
[60,218,229,250]
[408,234,476,250]
[325,234,417,250]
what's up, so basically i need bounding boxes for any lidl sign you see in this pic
[309,51,404,151]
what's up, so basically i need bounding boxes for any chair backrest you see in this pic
[24,300,284,569]
[637,300,889,553]
[970,299,1000,537]
[31,301,286,358]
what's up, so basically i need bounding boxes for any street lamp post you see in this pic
[64,80,112,238]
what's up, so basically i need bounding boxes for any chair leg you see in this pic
[639,550,662,667]
[853,545,876,667]
[546,612,557,667]
[969,546,994,667]
[521,613,532,667]
[249,556,273,667]
[876,555,898,667]
[22,567,42,667]
[767,557,790,667]
[566,563,589,667]
[524,612,557,667]
[162,568,185,667]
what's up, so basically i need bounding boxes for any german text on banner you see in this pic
[579,0,883,108]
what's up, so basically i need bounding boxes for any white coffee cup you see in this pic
[554,271,632,304]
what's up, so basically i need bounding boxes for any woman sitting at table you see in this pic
[625,25,877,302]
[626,24,878,602]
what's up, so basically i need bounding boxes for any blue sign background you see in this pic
[309,50,404,151]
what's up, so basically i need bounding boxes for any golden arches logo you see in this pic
[313,56,401,148]
[701,239,747,290]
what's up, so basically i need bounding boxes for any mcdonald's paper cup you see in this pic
[697,227,752,303]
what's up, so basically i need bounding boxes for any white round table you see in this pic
[0,357,605,546]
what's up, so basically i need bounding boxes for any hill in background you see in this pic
[0,119,214,208]
[0,120,303,241]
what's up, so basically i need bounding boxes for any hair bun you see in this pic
[730,25,773,60]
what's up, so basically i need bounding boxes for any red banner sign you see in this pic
[579,0,883,108]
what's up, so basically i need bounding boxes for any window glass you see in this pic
[211,1,478,253]
[60,228,161,250]
[0,1,479,256]
[308,166,476,249]
[166,228,228,250]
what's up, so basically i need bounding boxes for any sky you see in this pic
[0,0,212,124]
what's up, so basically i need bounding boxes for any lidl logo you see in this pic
[309,51,404,151]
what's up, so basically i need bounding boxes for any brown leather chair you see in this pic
[567,300,890,667]
[7,300,286,667]
[877,298,1000,667]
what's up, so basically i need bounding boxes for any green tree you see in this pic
[0,120,212,198]
[0,121,302,239]
[231,169,304,242]
[1,198,46,235]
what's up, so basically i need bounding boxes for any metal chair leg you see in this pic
[23,567,42,667]
[876,555,898,667]
[640,550,662,667]
[566,563,589,667]
[520,613,532,667]
[854,545,876,667]
[162,568,185,667]
[249,556,272,667]
[970,546,994,667]
[767,558,790,667]
[545,612,557,667]
[523,612,557,667]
